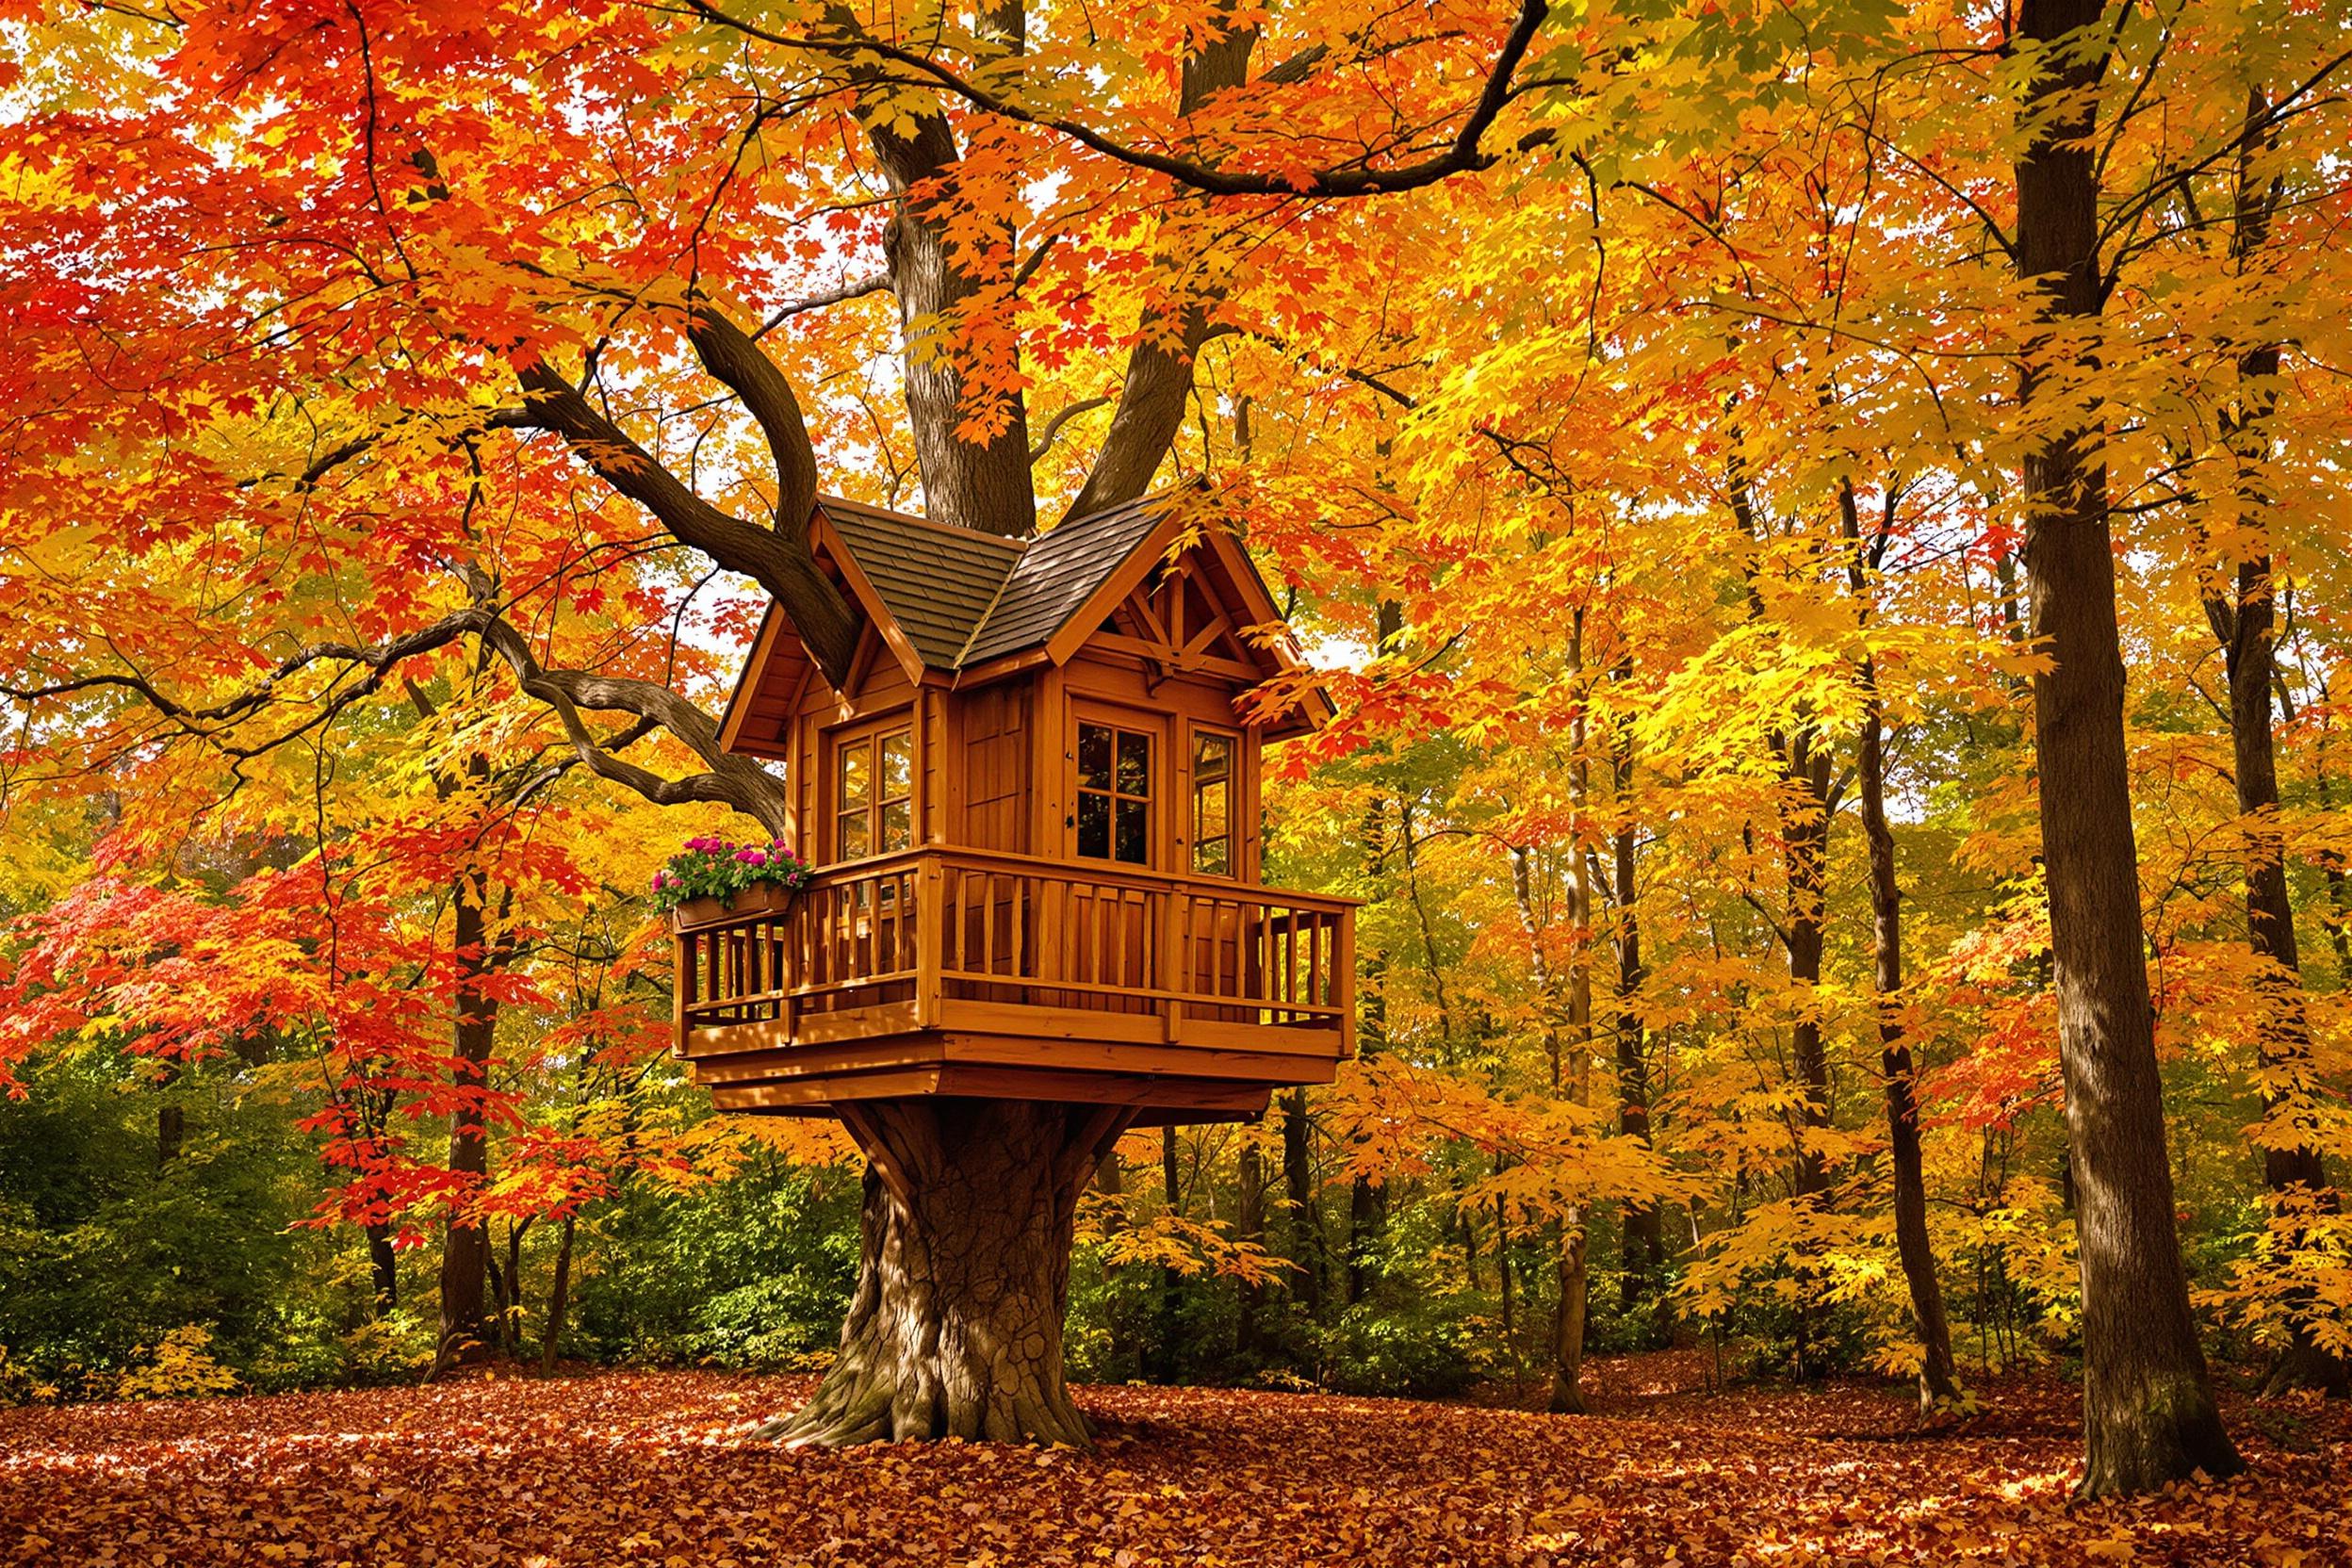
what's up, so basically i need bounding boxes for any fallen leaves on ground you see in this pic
[3,1353,2346,1566]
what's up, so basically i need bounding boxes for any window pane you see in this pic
[1196,778,1227,839]
[839,811,870,860]
[881,799,912,852]
[839,743,871,807]
[1195,837,1229,876]
[1115,798,1150,864]
[1077,724,1112,791]
[881,731,912,797]
[1195,733,1231,781]
[1116,731,1151,797]
[1076,792,1110,858]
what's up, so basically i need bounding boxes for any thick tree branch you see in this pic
[753,272,891,340]
[514,361,861,684]
[682,0,1550,199]
[681,298,822,539]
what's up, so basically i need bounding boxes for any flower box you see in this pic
[669,880,797,932]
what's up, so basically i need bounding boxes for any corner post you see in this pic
[916,855,944,1027]
[1332,906,1358,1059]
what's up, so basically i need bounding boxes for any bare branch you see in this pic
[1027,397,1112,464]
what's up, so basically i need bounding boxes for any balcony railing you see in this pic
[672,847,1356,1065]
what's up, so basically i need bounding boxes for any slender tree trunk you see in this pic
[2206,91,2347,1402]
[366,1221,400,1315]
[2015,0,2241,1492]
[1237,1140,1266,1354]
[431,867,499,1378]
[760,1099,1133,1446]
[1282,1087,1325,1317]
[1549,1225,1590,1414]
[1857,656,1964,1414]
[1845,487,1963,1415]
[1609,732,1667,1336]
[542,1212,575,1374]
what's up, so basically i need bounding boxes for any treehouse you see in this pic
[672,492,1357,1125]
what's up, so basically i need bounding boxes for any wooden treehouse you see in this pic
[673,493,1357,1125]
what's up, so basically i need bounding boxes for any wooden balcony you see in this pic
[672,848,1357,1122]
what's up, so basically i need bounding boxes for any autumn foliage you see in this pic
[3,0,2352,1532]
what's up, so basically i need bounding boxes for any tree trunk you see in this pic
[542,1212,575,1374]
[1282,1087,1325,1317]
[2207,93,2347,1401]
[1346,1176,1382,1305]
[1609,732,1668,1336]
[757,1099,1132,1446]
[1236,1140,1266,1354]
[2015,0,2241,1493]
[1548,1221,1589,1414]
[1845,487,1964,1415]
[367,1221,399,1316]
[431,867,500,1378]
[1857,653,1965,1414]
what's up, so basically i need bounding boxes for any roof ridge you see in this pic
[953,540,1027,667]
[817,493,1026,553]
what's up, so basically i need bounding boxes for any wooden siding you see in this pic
[959,678,1030,853]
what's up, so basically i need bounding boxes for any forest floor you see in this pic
[3,1351,2346,1567]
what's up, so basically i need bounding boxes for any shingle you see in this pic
[957,495,1167,666]
[817,497,1022,668]
[811,491,1171,671]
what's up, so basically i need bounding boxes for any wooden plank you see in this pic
[1179,1018,1348,1060]
[938,997,1166,1043]
[936,1034,1335,1083]
[712,1068,944,1113]
[930,1064,1275,1114]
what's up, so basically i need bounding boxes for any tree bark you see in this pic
[2014,0,2242,1493]
[1282,1087,1325,1317]
[430,864,501,1378]
[758,1100,1132,1446]
[1237,1140,1266,1353]
[1607,706,1668,1341]
[2203,90,2348,1402]
[1548,1225,1590,1414]
[1857,654,1964,1414]
[1845,487,1964,1415]
[542,1212,575,1374]
[367,1221,400,1316]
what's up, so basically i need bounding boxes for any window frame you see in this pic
[1070,708,1162,869]
[829,716,916,864]
[1187,727,1240,879]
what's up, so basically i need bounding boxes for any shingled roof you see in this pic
[818,497,1024,668]
[812,491,1177,673]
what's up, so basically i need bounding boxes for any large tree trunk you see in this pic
[758,1100,1132,1446]
[2014,0,2241,1494]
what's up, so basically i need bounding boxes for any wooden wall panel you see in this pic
[960,678,1032,853]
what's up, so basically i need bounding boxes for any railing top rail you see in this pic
[798,843,1363,911]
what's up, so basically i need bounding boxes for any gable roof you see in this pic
[741,490,1327,735]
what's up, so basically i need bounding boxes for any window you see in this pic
[1192,732,1235,876]
[836,726,913,860]
[1077,721,1152,865]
